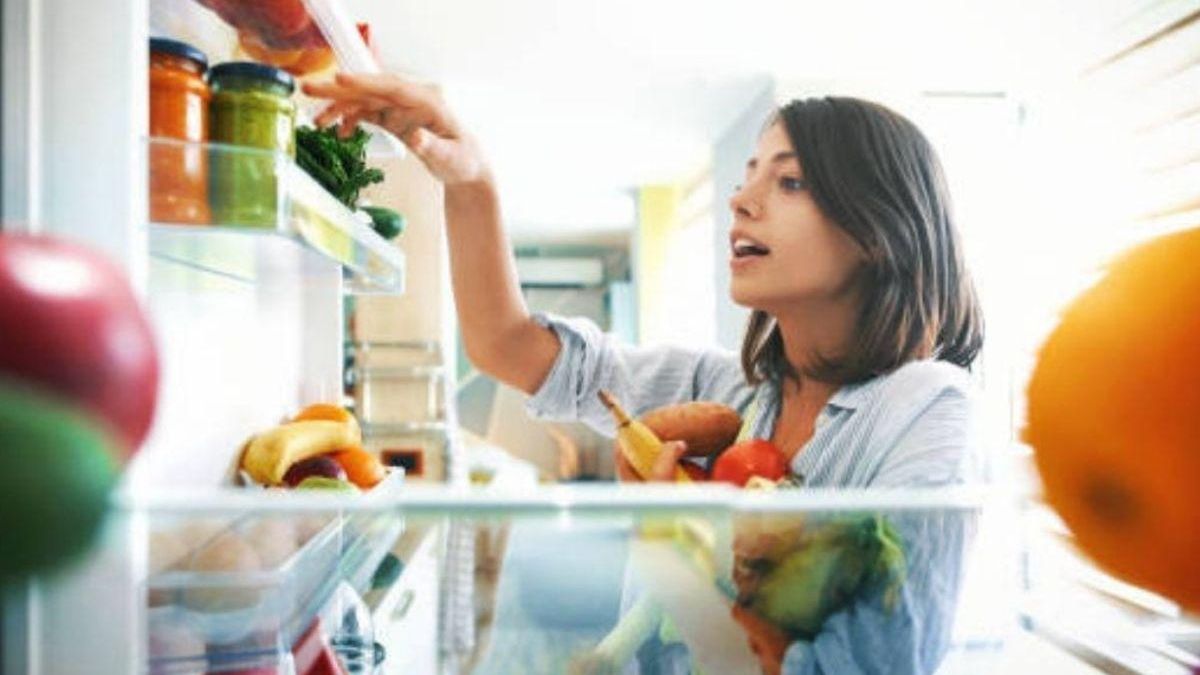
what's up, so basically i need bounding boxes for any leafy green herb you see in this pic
[295,125,385,208]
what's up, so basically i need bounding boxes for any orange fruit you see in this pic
[292,403,354,425]
[330,447,386,489]
[1025,227,1200,611]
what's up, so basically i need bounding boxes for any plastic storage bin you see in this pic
[352,365,445,425]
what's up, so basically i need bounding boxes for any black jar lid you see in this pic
[150,37,209,72]
[208,61,296,94]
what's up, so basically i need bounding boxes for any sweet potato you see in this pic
[639,401,742,458]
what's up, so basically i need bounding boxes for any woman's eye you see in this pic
[780,176,808,192]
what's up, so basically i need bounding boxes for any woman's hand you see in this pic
[614,440,688,482]
[731,604,790,675]
[302,72,489,185]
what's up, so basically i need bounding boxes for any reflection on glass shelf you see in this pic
[144,476,405,674]
[123,484,1020,674]
[147,137,405,294]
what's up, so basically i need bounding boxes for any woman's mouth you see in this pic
[730,237,771,269]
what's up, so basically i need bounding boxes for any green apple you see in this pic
[0,379,119,580]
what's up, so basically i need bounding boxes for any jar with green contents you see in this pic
[208,62,297,227]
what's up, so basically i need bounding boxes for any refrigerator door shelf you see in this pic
[148,137,406,294]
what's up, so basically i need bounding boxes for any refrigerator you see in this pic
[2,1,1196,674]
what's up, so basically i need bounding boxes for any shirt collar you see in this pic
[758,372,880,416]
[826,376,881,411]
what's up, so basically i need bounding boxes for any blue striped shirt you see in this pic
[525,312,982,674]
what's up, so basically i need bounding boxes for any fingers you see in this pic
[614,448,640,482]
[649,440,688,481]
[314,101,365,129]
[335,72,432,107]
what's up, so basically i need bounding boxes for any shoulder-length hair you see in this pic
[741,97,984,385]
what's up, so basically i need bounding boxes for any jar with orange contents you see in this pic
[149,37,211,225]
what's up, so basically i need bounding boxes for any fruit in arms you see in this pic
[598,390,692,482]
[639,401,741,458]
[711,439,788,487]
[743,515,906,638]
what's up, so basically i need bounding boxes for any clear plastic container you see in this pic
[150,0,405,158]
[146,513,344,650]
[352,365,445,425]
[144,473,406,673]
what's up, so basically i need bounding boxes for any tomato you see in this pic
[711,440,788,487]
[330,447,386,489]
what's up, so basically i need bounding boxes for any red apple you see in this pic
[282,455,346,488]
[711,439,788,487]
[680,461,709,482]
[0,234,159,456]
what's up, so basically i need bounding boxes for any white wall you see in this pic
[711,81,775,350]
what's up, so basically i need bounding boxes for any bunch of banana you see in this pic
[598,391,745,482]
[598,390,694,482]
[239,414,361,485]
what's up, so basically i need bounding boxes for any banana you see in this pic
[240,419,361,485]
[598,390,691,482]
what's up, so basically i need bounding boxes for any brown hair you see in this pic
[741,97,983,385]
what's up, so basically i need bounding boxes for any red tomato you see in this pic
[0,234,159,457]
[711,440,787,487]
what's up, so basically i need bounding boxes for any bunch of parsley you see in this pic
[295,125,384,208]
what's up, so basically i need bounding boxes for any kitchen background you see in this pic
[2,0,1198,673]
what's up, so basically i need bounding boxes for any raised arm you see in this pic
[304,73,560,394]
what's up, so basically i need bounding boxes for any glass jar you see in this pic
[149,37,211,225]
[207,62,297,228]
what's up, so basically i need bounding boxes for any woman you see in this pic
[307,74,984,674]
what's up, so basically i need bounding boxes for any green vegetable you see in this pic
[0,379,119,581]
[295,125,385,208]
[361,206,405,240]
[747,514,906,638]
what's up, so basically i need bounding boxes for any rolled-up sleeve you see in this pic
[525,313,750,438]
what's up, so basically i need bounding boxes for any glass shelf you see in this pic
[148,137,405,294]
[121,484,1024,674]
[144,474,406,674]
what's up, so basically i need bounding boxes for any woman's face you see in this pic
[728,122,866,313]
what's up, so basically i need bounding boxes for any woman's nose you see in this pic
[730,183,762,219]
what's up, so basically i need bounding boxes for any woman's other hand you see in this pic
[614,440,688,482]
[303,72,489,185]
